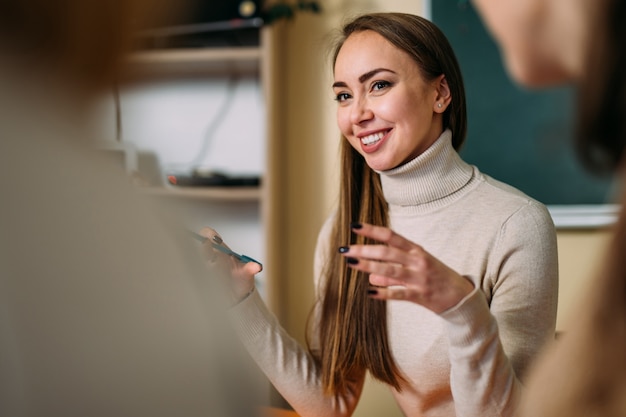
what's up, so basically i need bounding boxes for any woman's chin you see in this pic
[364,158,396,172]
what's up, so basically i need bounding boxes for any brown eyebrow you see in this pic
[332,68,395,89]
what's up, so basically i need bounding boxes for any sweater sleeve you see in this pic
[440,201,559,417]
[228,215,365,417]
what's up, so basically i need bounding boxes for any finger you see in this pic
[243,261,262,275]
[236,261,263,277]
[369,273,409,288]
[367,286,418,302]
[350,222,415,252]
[206,250,238,272]
[199,227,231,248]
[343,243,422,267]
[346,256,421,285]
[199,226,219,241]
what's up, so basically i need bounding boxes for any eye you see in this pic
[371,80,392,92]
[334,92,352,102]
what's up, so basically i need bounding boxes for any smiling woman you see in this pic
[226,12,559,417]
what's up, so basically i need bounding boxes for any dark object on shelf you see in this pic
[136,0,264,49]
[262,1,321,24]
[137,26,262,49]
[133,0,322,49]
[167,171,261,187]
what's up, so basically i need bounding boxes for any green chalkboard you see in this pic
[431,0,616,206]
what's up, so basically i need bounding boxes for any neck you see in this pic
[378,129,474,206]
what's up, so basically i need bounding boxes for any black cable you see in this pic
[187,75,240,167]
[113,83,122,142]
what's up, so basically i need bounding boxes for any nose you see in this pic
[350,96,374,124]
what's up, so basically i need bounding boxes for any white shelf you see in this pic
[548,204,620,229]
[127,47,262,76]
[140,185,262,201]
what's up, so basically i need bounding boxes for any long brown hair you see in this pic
[310,12,468,395]
[577,0,626,379]
[577,0,626,174]
[544,0,626,413]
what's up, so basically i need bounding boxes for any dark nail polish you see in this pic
[346,257,359,265]
[367,289,378,295]
[350,222,363,229]
[338,246,349,253]
[212,235,223,244]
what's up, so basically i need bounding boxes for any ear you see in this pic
[433,74,451,113]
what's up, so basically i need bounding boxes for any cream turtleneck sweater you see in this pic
[232,129,558,417]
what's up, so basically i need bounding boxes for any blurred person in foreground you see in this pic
[0,1,260,416]
[471,0,626,416]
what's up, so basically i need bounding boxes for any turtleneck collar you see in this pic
[378,129,475,207]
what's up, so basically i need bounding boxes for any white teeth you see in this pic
[361,132,384,145]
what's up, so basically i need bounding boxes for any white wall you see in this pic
[95,74,267,290]
[97,75,265,176]
[117,76,265,176]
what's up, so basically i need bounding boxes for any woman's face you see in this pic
[333,30,448,171]
[471,0,588,86]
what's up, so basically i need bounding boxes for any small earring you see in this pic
[437,103,443,108]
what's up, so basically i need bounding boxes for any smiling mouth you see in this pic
[360,131,385,146]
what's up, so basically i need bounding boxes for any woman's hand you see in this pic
[339,222,474,314]
[198,227,262,302]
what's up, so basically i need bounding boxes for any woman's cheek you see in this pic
[337,108,353,138]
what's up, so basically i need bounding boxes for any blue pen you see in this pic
[189,231,262,267]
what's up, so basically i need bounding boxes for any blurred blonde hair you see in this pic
[0,0,182,91]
